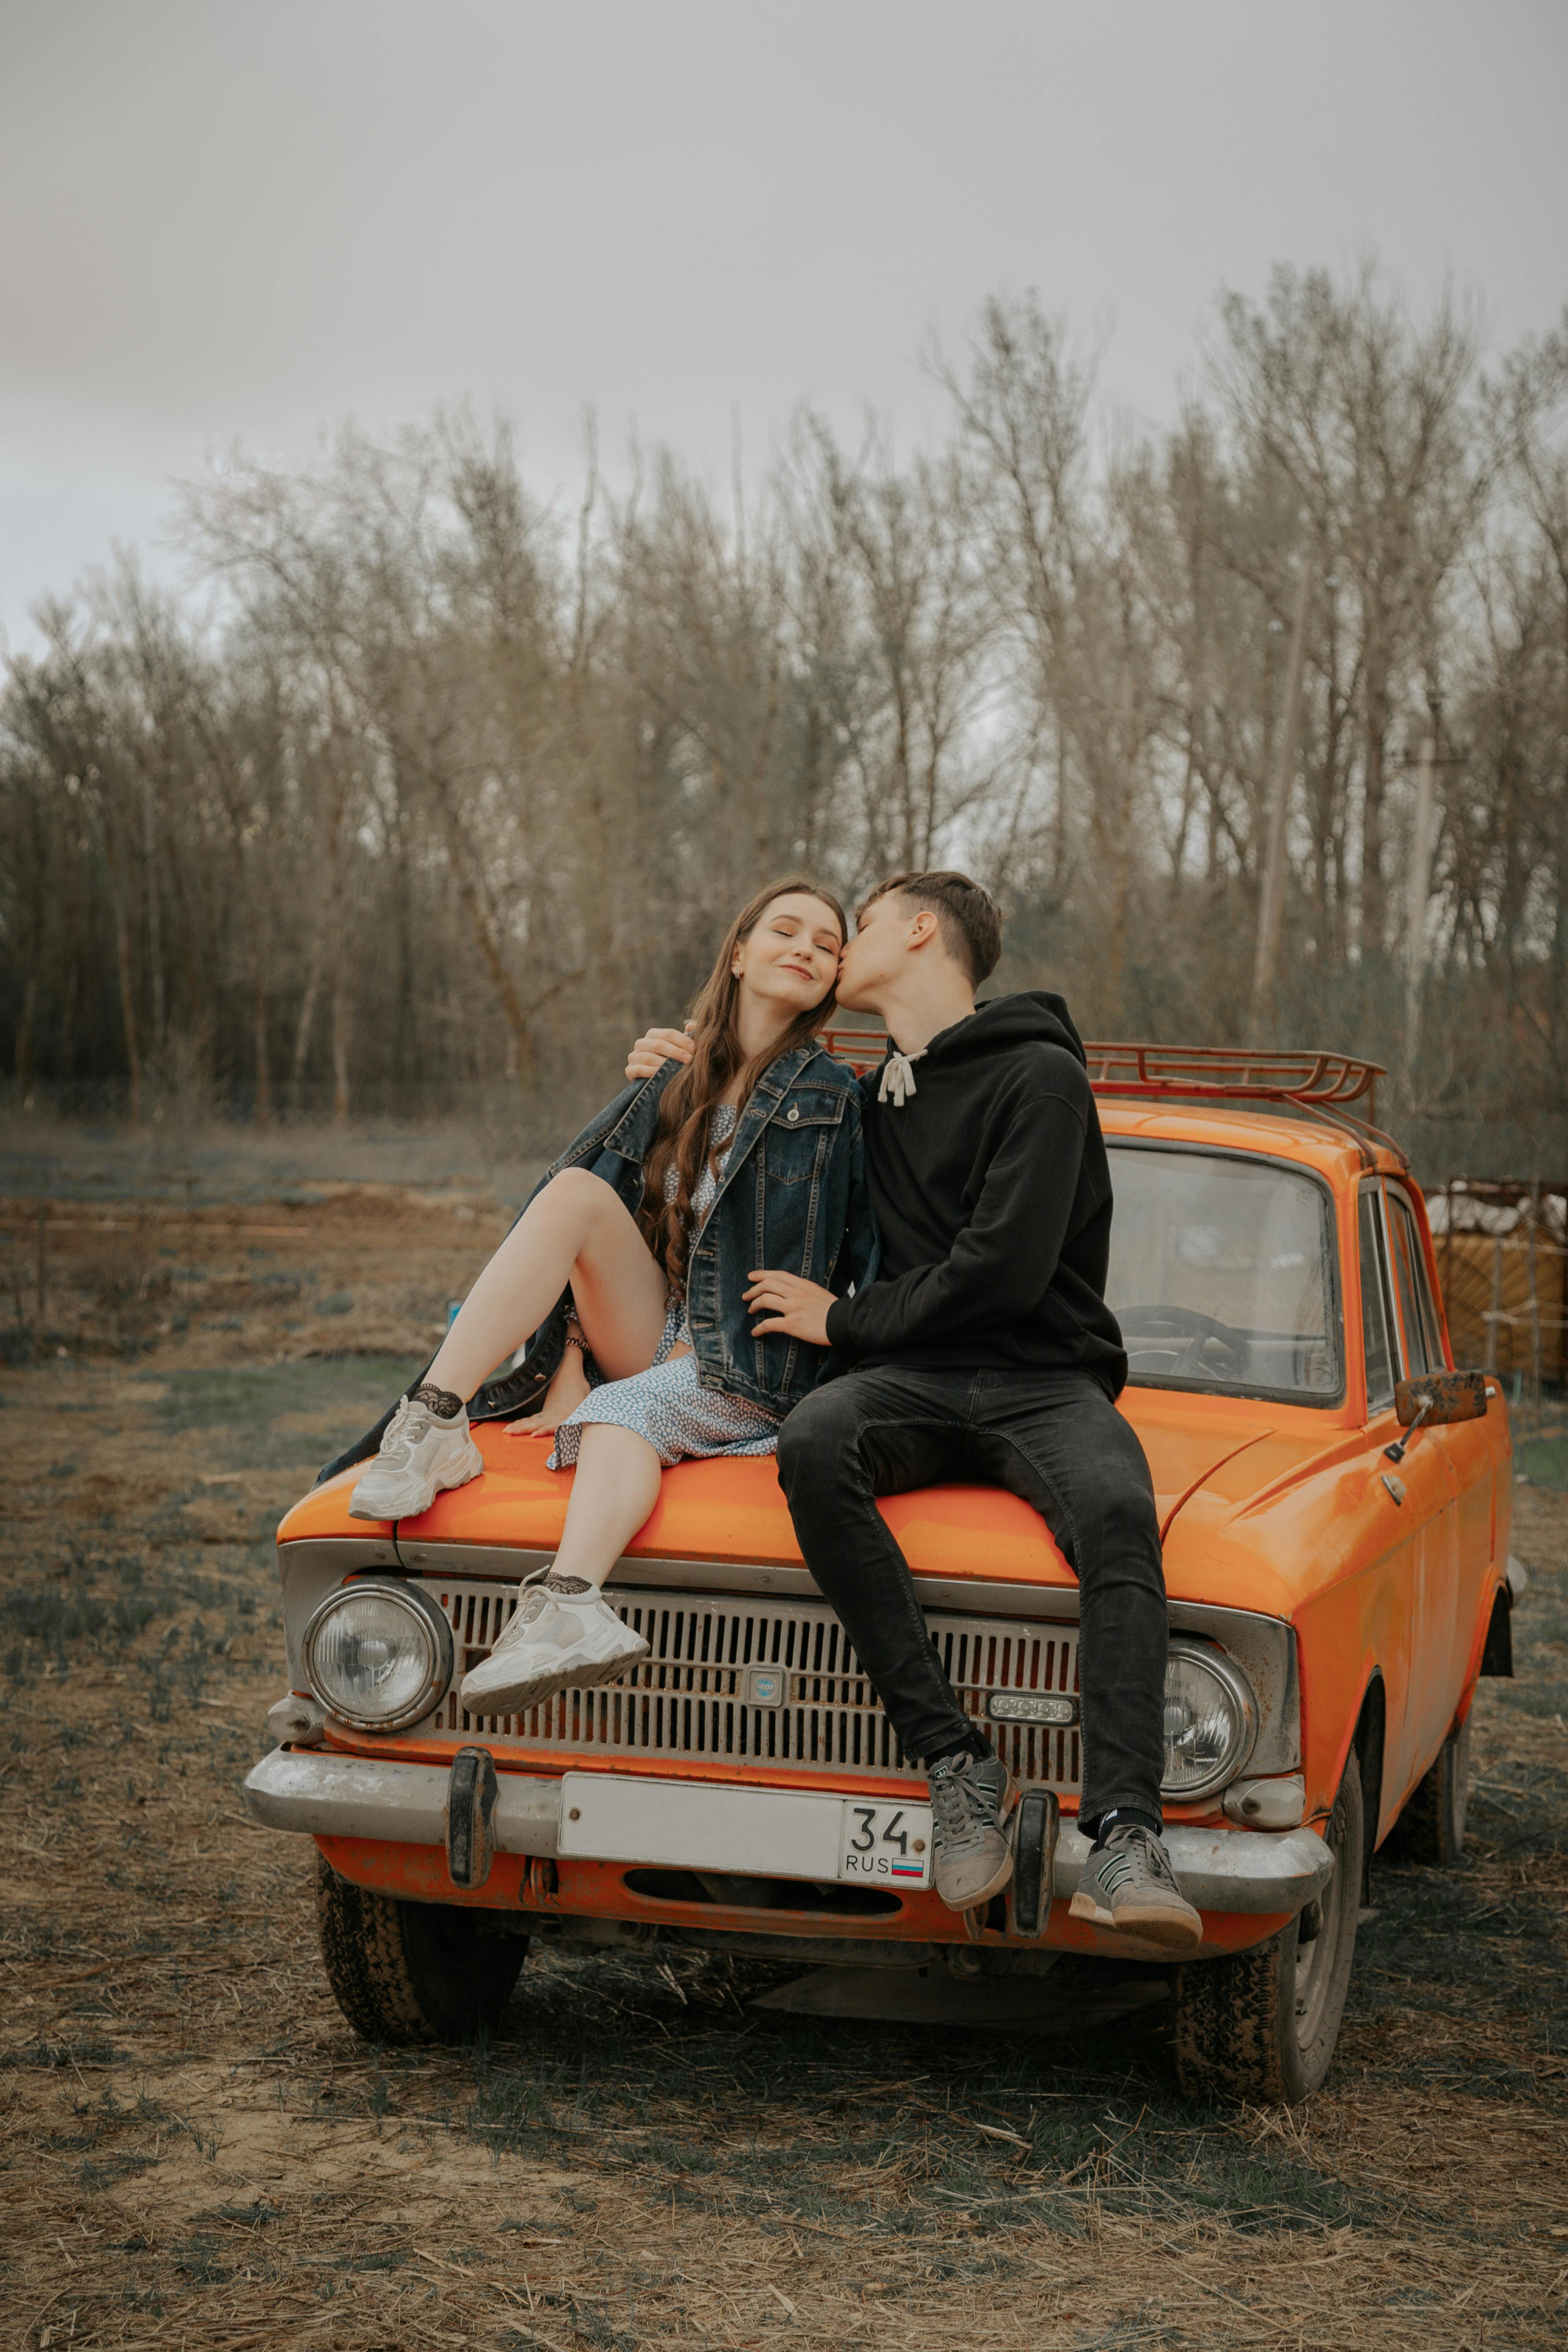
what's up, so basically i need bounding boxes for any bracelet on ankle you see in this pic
[563,1332,589,1356]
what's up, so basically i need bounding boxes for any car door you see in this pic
[1380,1183,1464,1785]
[1389,1179,1494,1718]
[1363,1195,1448,1816]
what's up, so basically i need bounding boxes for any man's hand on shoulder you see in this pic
[744,1269,837,1348]
[626,1022,696,1082]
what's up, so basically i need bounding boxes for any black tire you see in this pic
[316,1856,527,2043]
[1172,1759,1363,2103]
[1383,1715,1471,1868]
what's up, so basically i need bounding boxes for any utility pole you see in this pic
[1402,728,1438,1095]
[1249,560,1313,1044]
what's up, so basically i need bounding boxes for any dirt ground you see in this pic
[2,1184,1566,2351]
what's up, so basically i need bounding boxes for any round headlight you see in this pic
[1160,1639,1257,1800]
[302,1579,453,1732]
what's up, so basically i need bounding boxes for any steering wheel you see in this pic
[1118,1304,1253,1379]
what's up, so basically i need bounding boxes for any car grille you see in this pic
[424,1577,1082,1792]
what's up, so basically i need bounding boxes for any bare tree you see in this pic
[3,268,1566,1177]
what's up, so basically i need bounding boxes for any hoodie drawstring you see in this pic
[878,1048,927,1107]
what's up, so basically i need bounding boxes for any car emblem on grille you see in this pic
[745,1667,786,1706]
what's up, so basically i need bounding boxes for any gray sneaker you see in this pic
[927,1752,1014,1912]
[348,1394,483,1522]
[1069,1824,1203,1951]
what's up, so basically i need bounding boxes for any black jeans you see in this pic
[775,1364,1168,1834]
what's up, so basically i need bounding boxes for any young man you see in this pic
[628,871,1200,1949]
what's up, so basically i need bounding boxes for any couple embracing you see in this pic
[345,869,1201,1953]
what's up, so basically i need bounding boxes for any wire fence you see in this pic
[1428,1180,1568,1410]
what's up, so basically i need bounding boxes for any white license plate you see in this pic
[837,1798,932,1888]
[556,1772,933,1893]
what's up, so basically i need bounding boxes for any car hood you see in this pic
[281,1388,1325,1610]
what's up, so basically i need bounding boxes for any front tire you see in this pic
[1384,1714,1471,1868]
[316,1856,526,2043]
[1172,1759,1363,2102]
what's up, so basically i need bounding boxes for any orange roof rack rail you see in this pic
[1081,1041,1383,1116]
[1085,1042,1402,1165]
[822,1024,1381,1107]
[818,1023,885,1072]
[818,1024,1397,1157]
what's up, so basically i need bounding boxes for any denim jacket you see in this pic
[315,1044,878,1485]
[472,1043,879,1422]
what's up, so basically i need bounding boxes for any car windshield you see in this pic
[1106,1146,1341,1401]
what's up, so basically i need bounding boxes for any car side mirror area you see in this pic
[1385,1372,1488,1464]
[1394,1371,1489,1430]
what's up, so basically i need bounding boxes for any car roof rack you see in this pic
[818,1024,1400,1159]
[818,1023,887,1073]
[822,1024,1382,1106]
[1082,1042,1383,1114]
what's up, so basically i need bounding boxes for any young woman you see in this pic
[339,877,877,1718]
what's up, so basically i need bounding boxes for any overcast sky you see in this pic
[3,0,1565,657]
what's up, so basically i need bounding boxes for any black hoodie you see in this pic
[823,991,1128,1396]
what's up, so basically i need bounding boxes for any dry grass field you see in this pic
[2,1185,1566,2351]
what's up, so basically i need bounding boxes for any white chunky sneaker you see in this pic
[459,1582,650,1716]
[348,1392,483,1522]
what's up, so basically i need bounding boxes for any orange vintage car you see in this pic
[245,1042,1519,2101]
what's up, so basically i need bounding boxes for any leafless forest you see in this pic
[4,266,1567,1176]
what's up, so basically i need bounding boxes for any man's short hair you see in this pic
[857,870,1002,987]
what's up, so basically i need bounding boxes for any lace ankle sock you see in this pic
[413,1383,466,1420]
[544,1573,594,1595]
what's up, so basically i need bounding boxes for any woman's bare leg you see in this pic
[424,1169,670,1400]
[467,1377,662,1712]
[548,1424,663,1590]
[455,1423,663,1711]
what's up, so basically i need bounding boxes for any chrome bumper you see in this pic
[1053,1821,1332,1912]
[244,1748,562,1855]
[243,1750,1333,1916]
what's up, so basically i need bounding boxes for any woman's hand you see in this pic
[626,1022,696,1082]
[744,1269,838,1347]
[505,1347,592,1437]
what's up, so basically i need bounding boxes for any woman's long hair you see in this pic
[637,875,847,1293]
